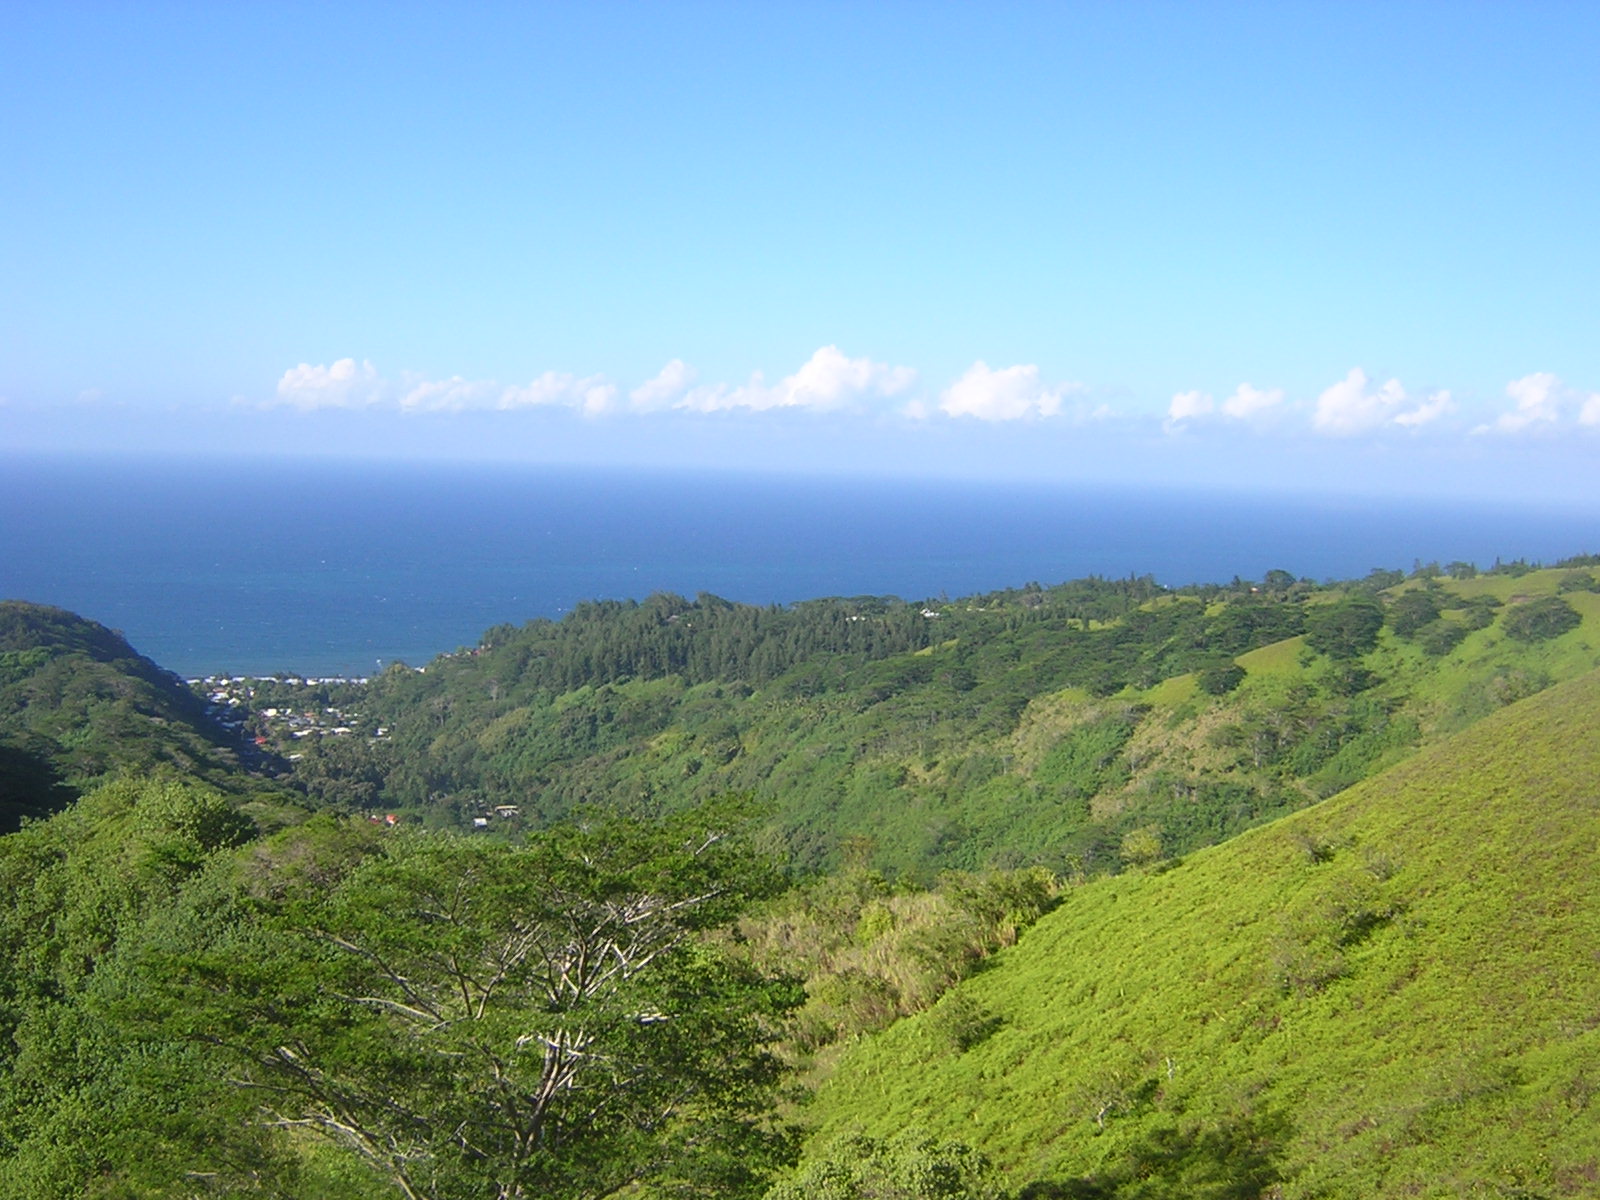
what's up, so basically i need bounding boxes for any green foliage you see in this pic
[1557,569,1599,593]
[766,1131,1003,1200]
[1195,663,1245,695]
[1454,594,1503,630]
[231,564,1600,885]
[3,563,1600,1197]
[1415,618,1466,657]
[1118,825,1163,871]
[739,866,1057,1055]
[1386,589,1441,638]
[797,669,1600,1198]
[1500,594,1581,642]
[137,801,799,1200]
[1303,595,1384,660]
[0,602,292,830]
[927,991,1004,1054]
[0,776,311,1199]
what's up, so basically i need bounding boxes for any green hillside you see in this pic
[792,666,1600,1197]
[273,563,1600,879]
[0,601,288,830]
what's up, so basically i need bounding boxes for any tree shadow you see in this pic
[0,740,77,833]
[1019,1107,1293,1200]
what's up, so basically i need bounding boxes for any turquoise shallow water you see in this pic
[3,455,1595,678]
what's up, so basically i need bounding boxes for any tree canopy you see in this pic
[141,801,799,1200]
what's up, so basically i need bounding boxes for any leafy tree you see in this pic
[1456,595,1503,631]
[1500,596,1581,642]
[1386,590,1441,639]
[1261,569,1297,594]
[1197,664,1246,695]
[1357,567,1404,592]
[1557,570,1599,593]
[1304,596,1384,661]
[1417,620,1466,657]
[1120,825,1164,871]
[146,803,799,1200]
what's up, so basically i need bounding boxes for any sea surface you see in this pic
[3,455,1596,678]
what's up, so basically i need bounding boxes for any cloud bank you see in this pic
[669,345,917,413]
[269,355,1598,449]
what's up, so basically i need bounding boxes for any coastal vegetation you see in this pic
[254,558,1600,882]
[0,552,1596,1196]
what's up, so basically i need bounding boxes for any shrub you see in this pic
[1387,590,1441,638]
[927,991,1003,1053]
[1557,570,1600,593]
[1500,596,1581,642]
[1457,595,1502,630]
[1197,663,1246,695]
[1305,596,1384,660]
[766,1132,1003,1200]
[1120,825,1165,871]
[1417,619,1466,657]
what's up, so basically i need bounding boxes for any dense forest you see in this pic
[1,554,1598,1197]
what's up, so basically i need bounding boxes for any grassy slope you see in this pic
[798,667,1600,1197]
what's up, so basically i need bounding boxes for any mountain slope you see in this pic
[298,566,1600,879]
[0,601,253,828]
[794,666,1600,1197]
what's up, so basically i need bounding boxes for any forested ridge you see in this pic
[274,558,1600,878]
[1,554,1598,1197]
[0,601,295,832]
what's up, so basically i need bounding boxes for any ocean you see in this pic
[3,455,1596,678]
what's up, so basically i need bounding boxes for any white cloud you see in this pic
[1220,383,1284,420]
[499,371,616,416]
[1393,389,1453,428]
[1579,392,1600,427]
[1481,372,1564,434]
[400,375,499,412]
[275,358,386,410]
[676,346,916,413]
[937,361,1081,421]
[1165,383,1280,431]
[630,359,698,410]
[779,344,916,409]
[1312,368,1449,436]
[1166,390,1214,425]
[270,359,622,416]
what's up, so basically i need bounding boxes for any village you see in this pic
[188,674,520,829]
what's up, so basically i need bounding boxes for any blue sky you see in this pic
[5,1,1600,502]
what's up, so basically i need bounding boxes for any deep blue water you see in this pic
[3,456,1596,678]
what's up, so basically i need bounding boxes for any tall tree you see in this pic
[148,803,799,1200]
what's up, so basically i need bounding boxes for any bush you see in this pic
[1456,595,1502,631]
[1557,570,1599,593]
[1305,596,1384,660]
[1417,619,1466,657]
[1500,596,1581,643]
[927,991,1003,1053]
[1387,590,1441,638]
[766,1132,1003,1200]
[1197,663,1246,695]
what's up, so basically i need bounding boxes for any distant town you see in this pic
[191,674,385,759]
